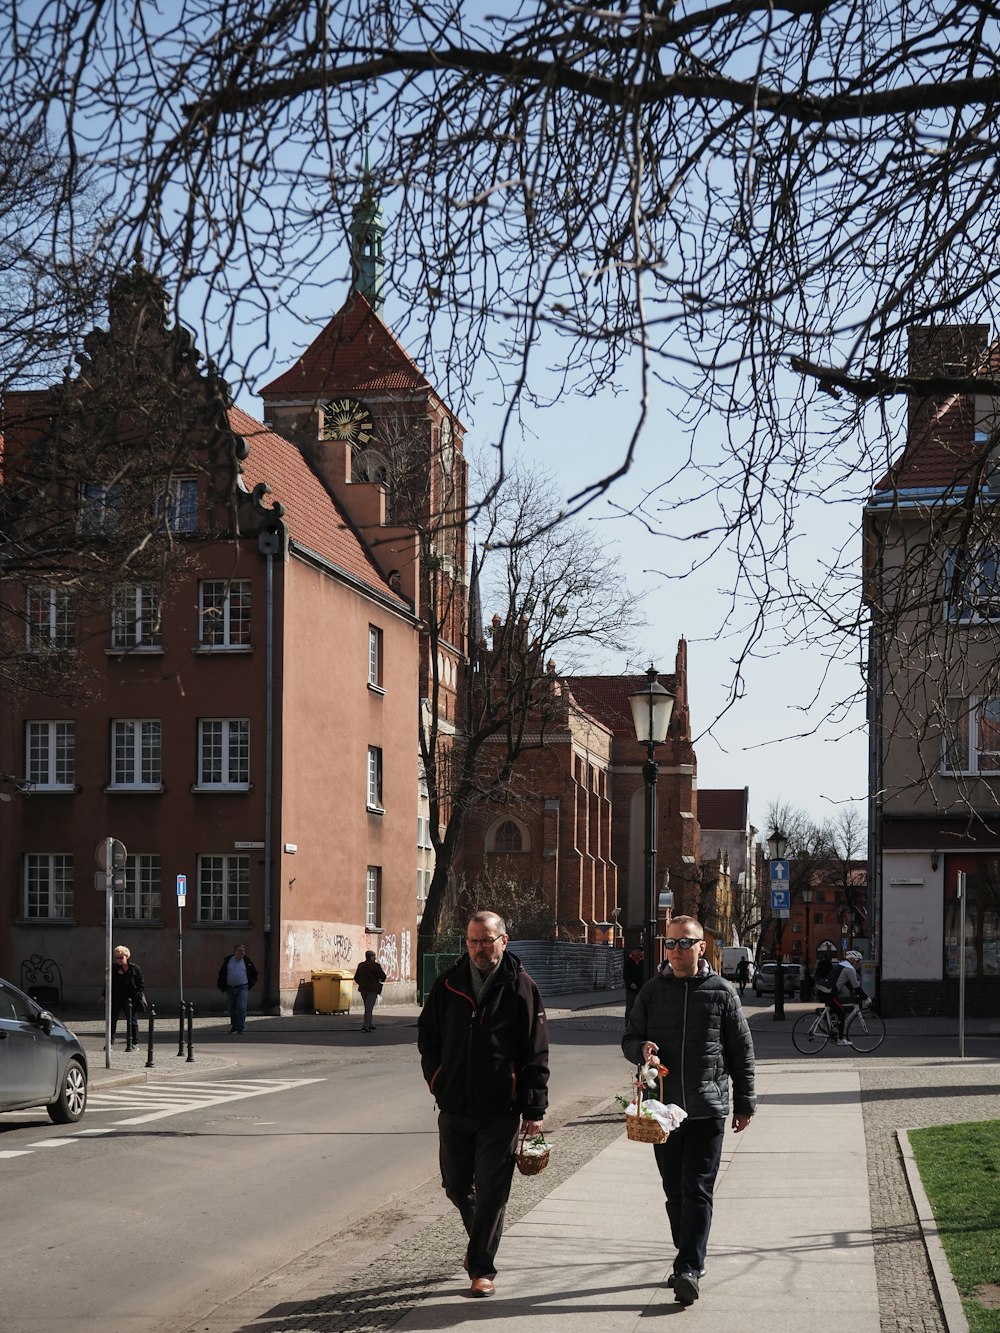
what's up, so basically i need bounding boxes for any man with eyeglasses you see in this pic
[623,916,756,1308]
[418,910,549,1298]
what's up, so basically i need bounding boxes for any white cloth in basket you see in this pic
[625,1100,688,1135]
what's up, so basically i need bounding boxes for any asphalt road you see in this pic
[0,1010,629,1333]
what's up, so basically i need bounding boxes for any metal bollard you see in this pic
[177,1004,186,1057]
[125,1000,135,1052]
[186,1000,195,1062]
[145,1002,156,1069]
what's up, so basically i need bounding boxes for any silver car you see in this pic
[753,962,804,996]
[0,978,88,1122]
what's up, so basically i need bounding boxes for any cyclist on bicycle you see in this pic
[815,950,870,1046]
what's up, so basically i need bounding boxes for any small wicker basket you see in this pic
[516,1130,551,1176]
[624,1065,669,1145]
[625,1108,668,1144]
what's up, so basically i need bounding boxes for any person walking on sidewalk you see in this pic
[353,950,386,1032]
[623,915,756,1308]
[216,943,257,1034]
[417,910,549,1299]
[624,947,645,1017]
[103,945,146,1047]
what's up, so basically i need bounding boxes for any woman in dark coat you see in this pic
[104,945,145,1045]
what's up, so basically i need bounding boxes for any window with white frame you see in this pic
[111,583,161,649]
[115,854,161,921]
[24,853,74,919]
[197,854,250,922]
[160,478,198,532]
[110,720,162,789]
[367,746,383,810]
[26,721,75,790]
[945,546,1000,623]
[198,719,250,788]
[79,481,123,534]
[199,580,251,648]
[368,625,383,688]
[26,587,74,652]
[366,865,382,928]
[942,697,1000,774]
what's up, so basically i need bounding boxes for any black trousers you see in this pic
[653,1115,726,1274]
[111,999,140,1044]
[437,1110,520,1280]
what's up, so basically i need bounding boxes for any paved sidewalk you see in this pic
[390,1062,877,1332]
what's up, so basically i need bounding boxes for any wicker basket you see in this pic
[625,1108,668,1144]
[516,1130,551,1176]
[624,1064,669,1145]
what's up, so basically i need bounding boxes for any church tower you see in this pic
[348,136,385,314]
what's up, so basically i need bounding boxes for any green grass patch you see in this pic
[909,1120,1000,1333]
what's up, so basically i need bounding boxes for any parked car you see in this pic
[753,962,804,996]
[0,978,88,1122]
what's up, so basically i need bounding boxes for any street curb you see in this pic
[898,1129,970,1333]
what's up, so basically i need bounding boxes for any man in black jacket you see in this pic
[623,916,756,1308]
[418,910,549,1298]
[216,943,258,1035]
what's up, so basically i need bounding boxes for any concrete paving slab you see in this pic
[393,1065,878,1333]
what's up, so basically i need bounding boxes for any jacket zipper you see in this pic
[680,981,689,1109]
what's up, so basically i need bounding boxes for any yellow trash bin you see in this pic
[311,970,339,1014]
[330,969,355,1013]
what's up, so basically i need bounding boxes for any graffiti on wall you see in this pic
[282,922,412,987]
[377,930,411,982]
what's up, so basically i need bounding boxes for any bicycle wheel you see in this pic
[792,1012,830,1054]
[847,1010,886,1052]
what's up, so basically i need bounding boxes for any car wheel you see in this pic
[47,1058,87,1123]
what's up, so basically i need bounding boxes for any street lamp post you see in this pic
[767,828,789,1020]
[629,666,675,985]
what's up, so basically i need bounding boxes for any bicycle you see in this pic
[791,1001,886,1054]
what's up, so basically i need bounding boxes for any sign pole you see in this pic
[957,871,966,1059]
[105,836,113,1068]
[176,874,187,1005]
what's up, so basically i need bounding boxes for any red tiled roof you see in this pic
[230,406,408,609]
[697,788,747,830]
[563,674,678,734]
[259,293,433,399]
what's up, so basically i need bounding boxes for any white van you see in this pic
[720,946,753,981]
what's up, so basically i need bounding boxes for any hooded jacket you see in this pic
[622,960,756,1119]
[417,950,549,1120]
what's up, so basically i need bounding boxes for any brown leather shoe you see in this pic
[470,1278,495,1297]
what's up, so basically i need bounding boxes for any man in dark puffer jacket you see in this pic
[418,910,549,1298]
[623,915,756,1308]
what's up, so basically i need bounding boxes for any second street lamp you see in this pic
[629,666,675,985]
[767,827,789,1020]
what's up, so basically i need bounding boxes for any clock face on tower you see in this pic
[322,397,375,445]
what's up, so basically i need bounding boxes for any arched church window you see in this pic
[494,820,523,853]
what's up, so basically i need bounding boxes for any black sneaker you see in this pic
[673,1271,701,1305]
[666,1267,705,1289]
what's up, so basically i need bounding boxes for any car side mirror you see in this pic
[35,1010,55,1033]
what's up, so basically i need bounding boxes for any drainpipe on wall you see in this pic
[259,527,281,1010]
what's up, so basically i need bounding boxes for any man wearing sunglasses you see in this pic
[418,910,549,1298]
[622,915,756,1308]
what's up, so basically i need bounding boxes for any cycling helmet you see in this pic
[845,950,863,963]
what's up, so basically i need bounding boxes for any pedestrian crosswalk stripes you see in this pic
[86,1076,324,1125]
